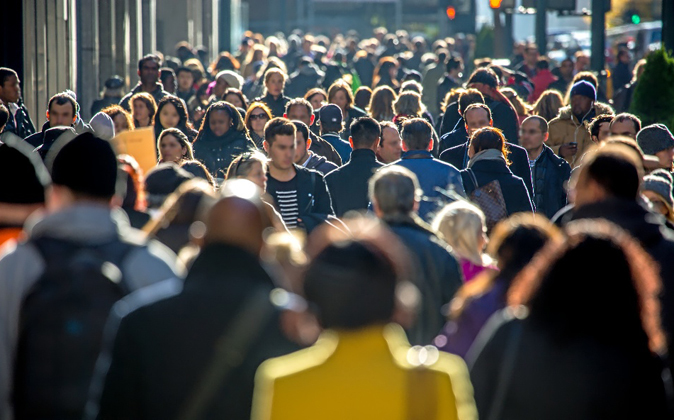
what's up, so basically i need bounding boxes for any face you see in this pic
[209,109,232,137]
[112,113,129,134]
[525,48,539,64]
[248,108,269,133]
[595,122,611,143]
[570,95,593,117]
[224,93,243,109]
[309,94,326,110]
[331,89,348,111]
[162,75,176,93]
[655,147,674,170]
[132,100,150,124]
[377,126,402,163]
[0,75,21,103]
[519,120,546,152]
[214,77,229,98]
[576,56,590,71]
[48,102,75,127]
[286,104,312,126]
[140,60,160,85]
[159,102,180,129]
[177,71,194,91]
[560,60,574,78]
[159,134,187,163]
[266,74,285,97]
[293,132,309,164]
[610,119,637,139]
[265,134,296,170]
[245,161,268,190]
[464,108,491,137]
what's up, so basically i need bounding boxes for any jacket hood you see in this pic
[557,102,614,121]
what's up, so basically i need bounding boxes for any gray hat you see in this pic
[642,171,674,210]
[636,124,674,155]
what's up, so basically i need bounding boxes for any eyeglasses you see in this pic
[249,113,269,121]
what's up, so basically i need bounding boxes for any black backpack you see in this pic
[13,237,136,420]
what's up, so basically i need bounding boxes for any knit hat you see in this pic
[636,124,674,155]
[319,104,343,124]
[89,112,116,140]
[51,132,119,198]
[215,70,244,90]
[104,76,124,90]
[570,81,596,101]
[467,68,499,89]
[642,171,674,210]
[0,133,50,204]
[144,162,194,209]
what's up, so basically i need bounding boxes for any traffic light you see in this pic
[446,6,457,20]
[631,14,641,24]
[489,0,502,8]
[623,8,641,25]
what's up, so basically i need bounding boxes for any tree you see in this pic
[630,48,674,130]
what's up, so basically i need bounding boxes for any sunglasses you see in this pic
[249,113,269,121]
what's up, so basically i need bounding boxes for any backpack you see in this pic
[13,237,136,419]
[466,168,508,232]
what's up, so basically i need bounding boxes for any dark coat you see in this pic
[285,66,324,99]
[531,145,571,219]
[438,122,467,154]
[24,122,51,149]
[436,75,461,114]
[469,312,670,420]
[439,98,519,145]
[119,83,169,112]
[91,96,122,116]
[309,131,342,166]
[567,198,674,351]
[304,152,339,176]
[386,217,463,345]
[193,129,256,178]
[254,93,291,118]
[440,141,534,199]
[439,101,461,136]
[459,159,533,216]
[86,244,300,420]
[2,102,36,139]
[324,149,383,217]
[339,106,367,141]
[322,133,352,164]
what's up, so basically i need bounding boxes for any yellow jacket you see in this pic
[547,102,614,168]
[252,324,478,420]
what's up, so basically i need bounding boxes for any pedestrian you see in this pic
[372,56,400,90]
[175,66,196,104]
[609,112,641,139]
[519,115,571,219]
[459,126,533,223]
[211,70,244,101]
[284,98,342,166]
[101,104,135,134]
[376,121,403,164]
[154,95,198,142]
[130,92,157,129]
[548,57,574,94]
[263,117,334,232]
[24,92,79,148]
[588,113,613,144]
[317,104,352,163]
[367,85,397,122]
[90,76,125,115]
[87,180,300,420]
[469,221,671,420]
[157,127,194,164]
[285,57,325,99]
[432,201,497,282]
[325,117,384,216]
[500,87,531,126]
[0,132,183,420]
[390,117,465,221]
[327,79,366,140]
[254,68,291,118]
[119,54,169,111]
[528,58,557,102]
[353,86,372,112]
[160,67,176,94]
[547,80,614,167]
[514,44,538,79]
[292,120,338,175]
[252,216,477,420]
[438,88,484,151]
[434,213,562,358]
[0,67,36,138]
[636,124,674,172]
[223,88,249,111]
[144,162,195,211]
[245,101,273,149]
[642,170,674,224]
[612,50,633,95]
[531,89,563,122]
[117,154,151,229]
[436,55,463,117]
[304,87,327,111]
[192,101,256,179]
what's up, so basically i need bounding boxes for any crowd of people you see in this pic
[0,26,673,420]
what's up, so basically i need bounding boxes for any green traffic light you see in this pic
[631,14,641,25]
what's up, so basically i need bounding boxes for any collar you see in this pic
[350,148,377,160]
[402,150,433,159]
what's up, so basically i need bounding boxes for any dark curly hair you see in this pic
[154,95,195,141]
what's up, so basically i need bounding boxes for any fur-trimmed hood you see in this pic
[556,101,614,122]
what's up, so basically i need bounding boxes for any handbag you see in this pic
[466,168,508,232]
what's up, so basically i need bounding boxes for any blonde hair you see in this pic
[432,201,490,266]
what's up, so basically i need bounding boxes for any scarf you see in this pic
[466,148,505,169]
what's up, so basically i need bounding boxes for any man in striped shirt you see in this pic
[264,117,335,232]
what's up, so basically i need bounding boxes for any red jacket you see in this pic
[529,69,558,103]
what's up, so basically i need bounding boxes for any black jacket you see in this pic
[87,244,300,420]
[566,198,674,351]
[438,122,467,154]
[267,165,335,233]
[2,101,36,139]
[440,141,534,199]
[386,216,463,345]
[309,131,342,166]
[285,66,324,99]
[324,149,383,217]
[254,93,290,118]
[438,98,519,145]
[303,152,339,176]
[460,159,533,216]
[531,145,571,219]
[339,106,367,141]
[193,129,256,178]
[469,312,671,420]
[439,101,462,136]
[24,122,52,149]
[119,83,169,112]
[436,75,461,114]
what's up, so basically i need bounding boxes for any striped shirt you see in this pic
[267,175,299,228]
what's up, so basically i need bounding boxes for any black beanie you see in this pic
[51,132,118,198]
[144,162,194,208]
[0,137,50,204]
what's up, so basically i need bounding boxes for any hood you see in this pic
[557,102,615,122]
[570,198,665,247]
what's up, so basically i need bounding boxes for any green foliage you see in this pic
[630,48,674,130]
[474,25,494,59]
